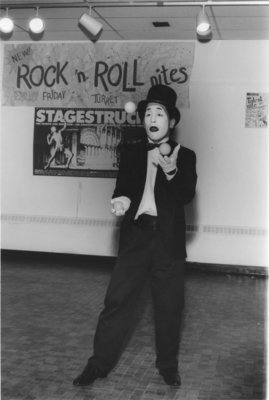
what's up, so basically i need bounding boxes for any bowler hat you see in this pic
[137,85,181,125]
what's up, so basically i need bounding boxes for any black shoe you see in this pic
[73,363,107,386]
[159,368,181,387]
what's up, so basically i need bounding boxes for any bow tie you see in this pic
[146,142,161,151]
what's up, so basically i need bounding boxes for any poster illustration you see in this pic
[33,107,141,177]
[245,93,268,128]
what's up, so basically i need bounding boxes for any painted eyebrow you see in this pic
[145,106,164,112]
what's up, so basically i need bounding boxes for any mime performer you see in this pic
[73,85,197,387]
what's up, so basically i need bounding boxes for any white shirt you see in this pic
[135,147,159,219]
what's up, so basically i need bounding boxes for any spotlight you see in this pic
[79,7,103,39]
[0,10,14,34]
[196,5,211,36]
[29,9,45,34]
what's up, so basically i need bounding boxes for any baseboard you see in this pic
[187,261,267,277]
[1,249,267,277]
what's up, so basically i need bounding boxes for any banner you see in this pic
[2,41,195,109]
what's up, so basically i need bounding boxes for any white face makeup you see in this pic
[144,103,175,143]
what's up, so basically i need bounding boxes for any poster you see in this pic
[245,93,268,128]
[33,107,141,177]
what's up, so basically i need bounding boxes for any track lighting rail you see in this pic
[1,0,268,40]
[1,0,269,9]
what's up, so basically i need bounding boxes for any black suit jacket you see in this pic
[112,137,197,259]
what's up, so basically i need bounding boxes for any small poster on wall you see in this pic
[33,107,142,177]
[245,93,268,128]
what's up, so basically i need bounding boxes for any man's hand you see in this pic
[158,144,180,174]
[111,200,126,216]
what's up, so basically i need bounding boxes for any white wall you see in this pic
[179,41,269,267]
[1,40,268,268]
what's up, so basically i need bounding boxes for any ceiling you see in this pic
[1,0,269,41]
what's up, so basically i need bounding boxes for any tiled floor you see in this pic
[1,251,267,400]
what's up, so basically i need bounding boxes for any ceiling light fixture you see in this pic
[29,8,45,34]
[79,6,103,39]
[0,9,14,34]
[196,5,211,36]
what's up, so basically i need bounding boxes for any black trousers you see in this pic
[88,221,185,373]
